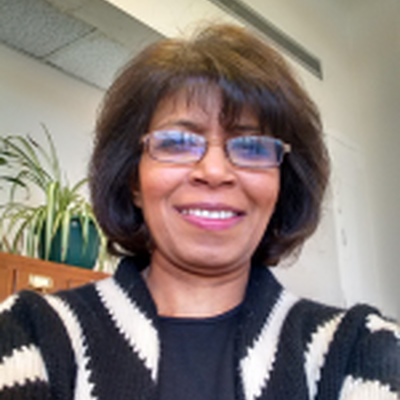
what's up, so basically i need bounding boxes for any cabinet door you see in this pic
[0,252,109,300]
[67,278,94,290]
[0,265,14,302]
[14,268,69,295]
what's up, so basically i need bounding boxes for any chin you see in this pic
[177,252,250,277]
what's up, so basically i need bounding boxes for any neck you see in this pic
[144,254,251,318]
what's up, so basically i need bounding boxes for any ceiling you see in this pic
[0,0,328,90]
[0,0,164,90]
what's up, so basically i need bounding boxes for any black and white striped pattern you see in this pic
[96,277,160,380]
[0,257,399,400]
[239,290,298,400]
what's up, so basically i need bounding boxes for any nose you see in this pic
[189,141,236,188]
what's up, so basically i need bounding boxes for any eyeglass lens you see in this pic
[147,130,286,168]
[150,130,206,163]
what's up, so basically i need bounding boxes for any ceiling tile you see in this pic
[47,30,132,89]
[0,0,93,58]
[0,0,163,89]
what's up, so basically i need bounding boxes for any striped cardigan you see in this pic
[0,256,399,400]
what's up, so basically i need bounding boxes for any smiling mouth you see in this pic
[178,208,243,220]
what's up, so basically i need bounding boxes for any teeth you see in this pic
[181,209,237,219]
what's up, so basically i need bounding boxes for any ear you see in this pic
[132,188,142,208]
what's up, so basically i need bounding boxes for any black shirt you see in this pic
[158,305,241,400]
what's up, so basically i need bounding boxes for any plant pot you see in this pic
[39,217,100,269]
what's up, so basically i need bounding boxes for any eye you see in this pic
[229,136,273,160]
[145,130,207,164]
[151,130,205,156]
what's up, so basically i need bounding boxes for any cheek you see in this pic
[137,159,186,210]
[245,171,280,211]
[267,179,280,208]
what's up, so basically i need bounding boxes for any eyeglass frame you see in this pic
[140,130,291,169]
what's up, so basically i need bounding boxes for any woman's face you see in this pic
[134,87,280,277]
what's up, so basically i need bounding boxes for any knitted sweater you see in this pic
[0,257,399,400]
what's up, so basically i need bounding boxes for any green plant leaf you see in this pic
[40,124,61,183]
[44,181,58,259]
[60,211,71,262]
[0,127,106,267]
[2,136,50,190]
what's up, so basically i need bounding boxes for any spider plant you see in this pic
[0,126,105,268]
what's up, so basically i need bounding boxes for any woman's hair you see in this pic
[90,23,330,266]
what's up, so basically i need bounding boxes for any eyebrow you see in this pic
[157,120,262,136]
[159,119,203,132]
[230,124,261,132]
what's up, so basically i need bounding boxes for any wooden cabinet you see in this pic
[0,252,110,302]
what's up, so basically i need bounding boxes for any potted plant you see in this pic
[0,126,106,269]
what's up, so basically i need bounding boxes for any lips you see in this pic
[175,204,245,230]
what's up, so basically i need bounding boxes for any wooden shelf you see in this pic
[0,252,109,302]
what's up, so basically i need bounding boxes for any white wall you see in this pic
[252,0,400,318]
[0,43,103,196]
[345,0,400,317]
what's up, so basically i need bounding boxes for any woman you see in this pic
[0,24,399,400]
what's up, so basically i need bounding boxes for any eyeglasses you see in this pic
[141,130,291,169]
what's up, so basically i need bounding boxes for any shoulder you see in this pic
[287,300,400,399]
[0,290,77,398]
[0,287,83,349]
[339,305,400,399]
[0,278,121,398]
[0,289,71,339]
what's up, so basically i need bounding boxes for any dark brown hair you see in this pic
[90,24,330,266]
